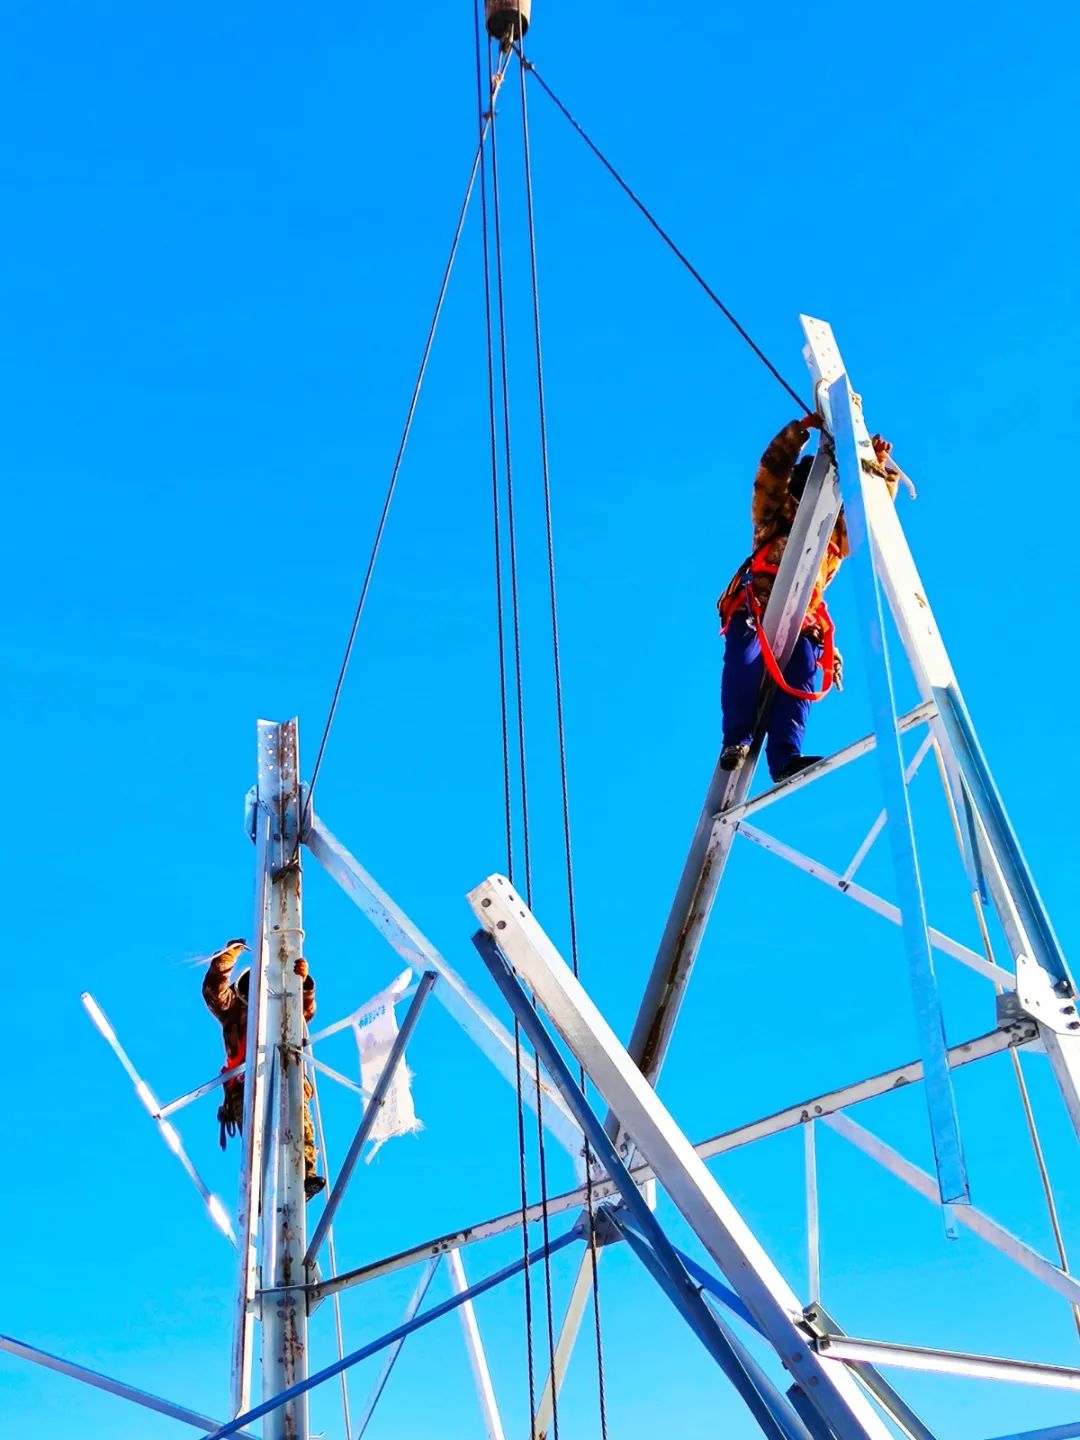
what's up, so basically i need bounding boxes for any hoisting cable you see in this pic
[299,47,513,842]
[515,48,814,418]
[516,35,609,1438]
[476,12,540,1426]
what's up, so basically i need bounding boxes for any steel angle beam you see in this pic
[447,1250,508,1440]
[258,720,310,1438]
[0,1334,260,1439]
[802,1305,939,1440]
[826,1113,1080,1308]
[354,1259,440,1439]
[533,442,847,1436]
[986,1425,1080,1440]
[624,445,842,1108]
[735,823,1013,989]
[718,699,936,827]
[824,373,967,1208]
[233,796,272,1414]
[608,1214,811,1440]
[802,314,1080,1140]
[305,815,582,1161]
[472,924,811,1440]
[306,972,437,1266]
[469,874,893,1440]
[202,1229,583,1440]
[816,1336,1080,1392]
[312,1018,1034,1303]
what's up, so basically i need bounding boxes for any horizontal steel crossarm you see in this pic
[202,1228,583,1440]
[826,1113,1080,1307]
[803,1304,939,1440]
[305,815,582,1160]
[816,1336,1080,1392]
[157,1063,246,1118]
[0,1334,260,1438]
[469,873,893,1440]
[312,1018,1035,1301]
[736,823,1014,988]
[719,700,937,826]
[309,1054,369,1099]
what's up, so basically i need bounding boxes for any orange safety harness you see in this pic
[718,538,838,702]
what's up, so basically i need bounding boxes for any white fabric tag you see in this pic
[353,968,421,1161]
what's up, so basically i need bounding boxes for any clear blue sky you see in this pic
[5,2,1080,1437]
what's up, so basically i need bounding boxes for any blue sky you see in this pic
[5,1,1080,1436]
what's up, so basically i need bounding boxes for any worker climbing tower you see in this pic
[4,5,1078,1440]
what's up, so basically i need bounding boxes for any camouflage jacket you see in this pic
[202,946,317,1066]
[718,419,848,641]
[722,419,900,641]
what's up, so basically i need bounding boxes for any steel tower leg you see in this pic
[259,719,310,1440]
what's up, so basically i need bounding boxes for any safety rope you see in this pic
[515,49,813,417]
[299,50,512,842]
[477,14,539,1426]
[517,35,610,1437]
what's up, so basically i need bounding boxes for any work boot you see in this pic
[772,755,823,783]
[304,1174,327,1201]
[720,742,750,772]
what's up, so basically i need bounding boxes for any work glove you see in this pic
[832,649,844,691]
[217,937,248,969]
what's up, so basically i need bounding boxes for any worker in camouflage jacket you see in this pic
[202,938,327,1200]
[716,414,895,782]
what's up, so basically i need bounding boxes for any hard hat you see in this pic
[235,968,251,999]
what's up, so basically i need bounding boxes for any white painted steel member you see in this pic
[469,873,893,1440]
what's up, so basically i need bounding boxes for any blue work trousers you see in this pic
[721,611,822,780]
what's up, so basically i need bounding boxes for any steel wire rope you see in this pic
[516,37,609,1438]
[477,14,540,1427]
[299,49,513,842]
[515,49,814,417]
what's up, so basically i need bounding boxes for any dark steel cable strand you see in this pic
[489,43,533,908]
[516,50,813,417]
[517,44,610,1436]
[513,1017,540,1427]
[483,24,539,1426]
[475,9,514,881]
[300,56,511,839]
[514,46,564,1440]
